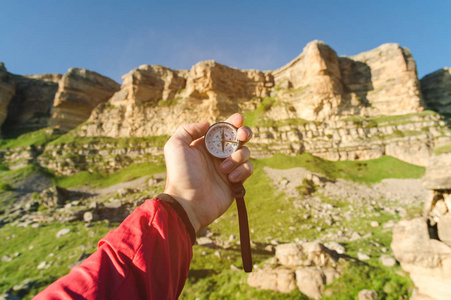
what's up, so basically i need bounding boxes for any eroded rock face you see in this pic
[76,40,451,167]
[0,63,15,136]
[392,149,451,299]
[3,74,61,132]
[340,43,424,117]
[50,68,120,132]
[421,68,451,115]
[81,61,273,137]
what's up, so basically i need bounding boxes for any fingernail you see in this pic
[243,127,252,139]
[221,160,233,172]
[230,170,240,181]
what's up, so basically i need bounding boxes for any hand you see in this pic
[163,113,254,231]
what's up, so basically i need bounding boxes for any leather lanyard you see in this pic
[230,182,252,273]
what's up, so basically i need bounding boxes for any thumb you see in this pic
[174,122,210,146]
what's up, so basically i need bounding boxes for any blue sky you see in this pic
[1,1,449,83]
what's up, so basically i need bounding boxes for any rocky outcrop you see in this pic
[50,68,120,132]
[248,242,341,299]
[0,63,16,136]
[81,61,273,137]
[340,43,424,117]
[74,40,451,166]
[3,73,61,132]
[421,68,451,116]
[392,148,451,299]
[251,111,450,166]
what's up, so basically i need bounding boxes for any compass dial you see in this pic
[205,122,241,159]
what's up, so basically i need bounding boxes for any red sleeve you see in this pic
[34,198,193,300]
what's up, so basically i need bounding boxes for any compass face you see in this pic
[205,122,241,159]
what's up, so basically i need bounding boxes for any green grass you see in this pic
[0,221,118,299]
[323,262,413,300]
[258,153,425,184]
[432,142,451,155]
[48,134,169,148]
[0,128,61,150]
[55,161,166,189]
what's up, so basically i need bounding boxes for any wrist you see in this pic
[162,189,202,232]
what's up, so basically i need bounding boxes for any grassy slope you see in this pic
[0,127,425,299]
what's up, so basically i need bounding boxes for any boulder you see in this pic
[247,268,296,293]
[295,267,325,300]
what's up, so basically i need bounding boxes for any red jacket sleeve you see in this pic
[34,198,194,300]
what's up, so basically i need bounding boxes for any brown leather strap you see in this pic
[230,182,252,273]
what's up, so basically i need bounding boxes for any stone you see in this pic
[422,152,451,190]
[275,242,335,267]
[358,289,378,300]
[295,267,325,299]
[247,268,296,293]
[437,214,451,246]
[83,211,98,223]
[379,254,397,267]
[370,221,379,227]
[357,252,371,261]
[56,228,71,238]
[324,241,345,254]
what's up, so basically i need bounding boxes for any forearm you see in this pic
[34,198,194,300]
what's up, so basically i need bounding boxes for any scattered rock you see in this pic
[357,252,370,261]
[56,228,71,238]
[370,221,379,227]
[358,289,378,300]
[379,254,396,267]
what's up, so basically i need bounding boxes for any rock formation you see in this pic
[0,63,16,136]
[1,40,451,166]
[81,61,273,137]
[50,68,120,132]
[74,40,451,166]
[3,73,61,132]
[391,145,451,300]
[421,68,451,116]
[248,242,341,299]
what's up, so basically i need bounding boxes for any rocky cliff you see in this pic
[0,63,16,136]
[1,41,451,167]
[50,68,120,132]
[77,41,451,166]
[421,68,451,116]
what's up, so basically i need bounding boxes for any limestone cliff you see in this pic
[81,61,273,137]
[50,68,120,132]
[78,40,450,166]
[421,68,451,116]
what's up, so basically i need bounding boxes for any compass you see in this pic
[204,121,253,273]
[204,122,241,159]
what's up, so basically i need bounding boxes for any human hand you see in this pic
[163,113,254,231]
